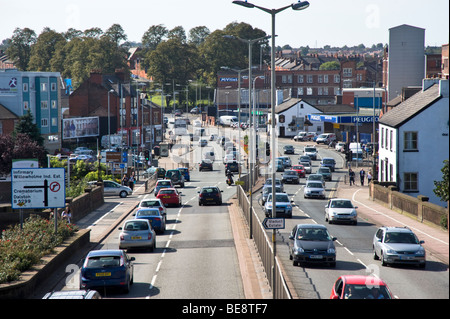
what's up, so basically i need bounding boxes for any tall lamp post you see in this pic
[232,0,310,299]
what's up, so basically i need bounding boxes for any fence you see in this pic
[236,184,292,299]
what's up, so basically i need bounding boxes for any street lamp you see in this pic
[233,0,310,299]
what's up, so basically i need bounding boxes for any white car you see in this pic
[138,198,167,218]
[304,181,326,199]
[193,120,202,127]
[325,198,358,225]
[335,142,346,152]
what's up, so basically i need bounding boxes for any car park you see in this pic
[156,188,182,207]
[317,167,332,181]
[283,145,295,154]
[198,186,223,205]
[304,181,326,199]
[325,198,358,225]
[79,250,135,293]
[282,170,300,184]
[177,167,190,182]
[372,226,426,268]
[307,174,325,187]
[304,146,318,160]
[118,219,156,251]
[134,208,166,234]
[165,169,185,187]
[199,159,213,171]
[330,275,394,299]
[264,193,293,218]
[90,180,132,198]
[320,157,336,171]
[291,165,306,178]
[154,179,173,195]
[260,185,283,205]
[289,224,337,267]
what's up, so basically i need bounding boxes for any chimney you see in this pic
[90,70,102,85]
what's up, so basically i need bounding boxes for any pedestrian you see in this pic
[349,169,355,186]
[61,204,72,223]
[122,174,129,186]
[128,172,135,191]
[367,170,373,184]
[360,168,365,186]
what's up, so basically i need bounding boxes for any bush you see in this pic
[0,216,78,284]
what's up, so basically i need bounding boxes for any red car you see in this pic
[156,188,182,207]
[330,275,394,299]
[291,165,306,178]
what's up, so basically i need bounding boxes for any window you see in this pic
[334,75,340,83]
[297,87,304,96]
[51,117,58,126]
[23,83,28,92]
[404,173,418,191]
[318,75,323,83]
[343,68,352,77]
[324,75,329,83]
[51,82,57,91]
[297,75,304,83]
[23,101,29,111]
[381,127,384,148]
[307,75,313,83]
[41,83,47,92]
[41,118,48,127]
[51,100,57,109]
[41,101,48,109]
[404,131,418,151]
[390,130,393,151]
[307,87,313,95]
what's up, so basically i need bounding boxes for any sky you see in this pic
[1,0,449,48]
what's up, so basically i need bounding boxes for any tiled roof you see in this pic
[379,84,441,128]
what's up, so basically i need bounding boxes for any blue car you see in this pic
[264,193,293,218]
[177,167,190,181]
[80,250,134,293]
[134,208,166,233]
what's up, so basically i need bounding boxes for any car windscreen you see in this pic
[307,183,324,188]
[385,232,419,244]
[268,194,289,202]
[284,171,297,176]
[158,181,171,186]
[296,228,332,241]
[331,200,353,208]
[305,148,316,152]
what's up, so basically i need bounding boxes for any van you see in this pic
[219,116,238,126]
[316,133,336,144]
[349,143,363,161]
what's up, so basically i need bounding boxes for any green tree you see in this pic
[319,61,341,70]
[13,110,44,146]
[28,28,66,71]
[141,24,168,51]
[434,160,449,202]
[5,27,37,70]
[188,26,210,46]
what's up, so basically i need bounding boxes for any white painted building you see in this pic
[378,79,449,207]
[273,98,323,137]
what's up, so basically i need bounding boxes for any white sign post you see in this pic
[11,168,66,209]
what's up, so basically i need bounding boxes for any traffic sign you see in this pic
[11,168,66,209]
[262,217,285,230]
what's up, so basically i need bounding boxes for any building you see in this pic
[378,79,449,207]
[0,69,62,152]
[386,24,425,102]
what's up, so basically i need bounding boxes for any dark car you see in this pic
[165,169,185,187]
[320,157,336,171]
[199,159,213,171]
[289,224,337,267]
[225,161,239,174]
[177,167,190,181]
[283,145,295,154]
[156,167,166,179]
[282,170,300,184]
[79,250,135,293]
[198,186,223,205]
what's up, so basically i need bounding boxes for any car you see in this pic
[198,139,208,147]
[165,169,185,187]
[264,178,284,192]
[289,224,337,267]
[177,167,190,181]
[304,181,326,199]
[325,198,358,225]
[304,146,318,160]
[281,170,300,184]
[277,156,292,168]
[317,167,332,181]
[283,145,295,154]
[134,208,166,233]
[42,289,102,299]
[223,153,236,164]
[225,161,239,173]
[320,157,336,171]
[372,226,426,268]
[199,159,213,171]
[190,107,200,114]
[118,219,156,251]
[307,174,325,187]
[264,193,293,218]
[209,134,217,141]
[291,165,306,178]
[79,250,135,293]
[156,188,182,207]
[269,159,284,172]
[293,131,316,142]
[154,179,173,196]
[193,120,202,127]
[97,180,132,198]
[316,133,337,144]
[204,150,215,161]
[198,186,223,205]
[335,142,346,152]
[156,167,166,179]
[138,198,167,217]
[298,156,312,173]
[330,275,394,299]
[260,185,283,205]
[174,110,182,116]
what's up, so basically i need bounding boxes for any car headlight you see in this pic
[416,248,425,256]
[327,248,336,254]
[294,247,304,254]
[386,249,397,254]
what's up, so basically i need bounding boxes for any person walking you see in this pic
[128,172,135,191]
[122,174,129,187]
[367,170,373,184]
[360,168,366,186]
[349,169,355,186]
[61,204,72,223]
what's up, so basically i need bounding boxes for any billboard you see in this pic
[63,117,99,139]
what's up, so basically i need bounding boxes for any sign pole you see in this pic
[54,208,58,234]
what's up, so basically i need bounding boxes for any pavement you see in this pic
[333,181,449,266]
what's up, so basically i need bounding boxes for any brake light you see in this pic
[148,233,152,240]
[120,234,124,241]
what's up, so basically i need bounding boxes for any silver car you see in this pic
[373,226,426,268]
[325,198,358,225]
[299,156,312,174]
[304,181,326,199]
[118,219,156,252]
[91,180,132,198]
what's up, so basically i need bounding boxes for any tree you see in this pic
[434,160,449,202]
[103,24,127,45]
[28,28,66,71]
[320,61,341,70]
[5,27,37,70]
[13,110,44,146]
[189,26,210,46]
[141,24,168,51]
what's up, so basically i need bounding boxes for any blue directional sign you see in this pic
[122,151,128,164]
[262,218,285,230]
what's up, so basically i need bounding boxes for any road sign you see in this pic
[106,151,121,162]
[11,168,66,209]
[262,217,285,230]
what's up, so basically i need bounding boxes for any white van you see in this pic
[316,133,336,144]
[349,142,363,161]
[219,116,238,126]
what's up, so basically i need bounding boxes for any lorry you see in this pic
[219,116,238,126]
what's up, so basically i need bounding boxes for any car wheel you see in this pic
[120,191,128,198]
[123,278,131,294]
[381,252,388,266]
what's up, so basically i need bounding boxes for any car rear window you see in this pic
[158,181,171,186]
[202,187,219,193]
[85,256,121,268]
[124,221,149,231]
[141,200,161,207]
[159,189,175,194]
